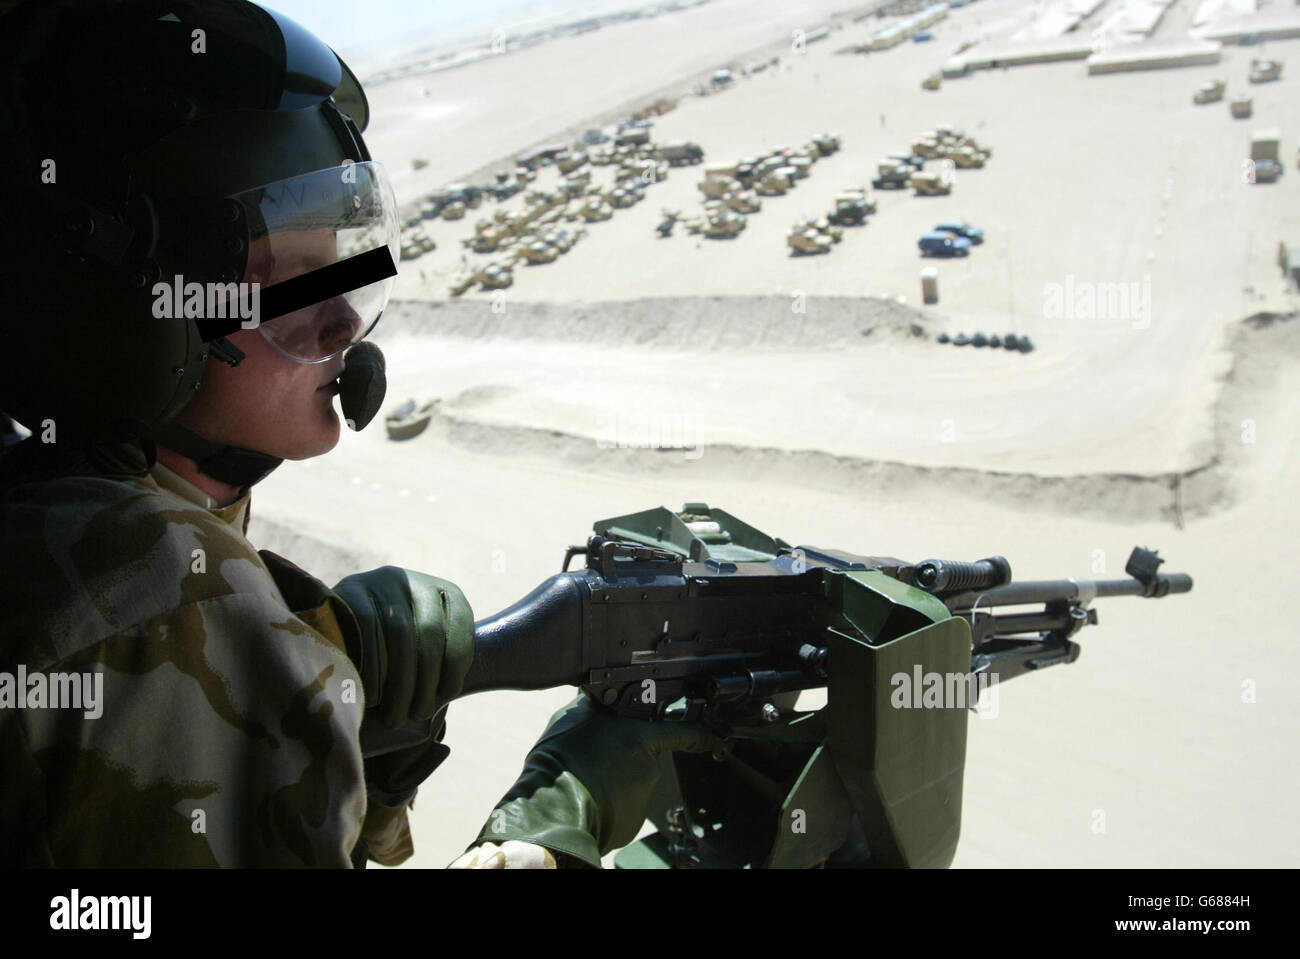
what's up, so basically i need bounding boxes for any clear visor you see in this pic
[230,160,399,364]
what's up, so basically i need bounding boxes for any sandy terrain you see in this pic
[245,0,1300,867]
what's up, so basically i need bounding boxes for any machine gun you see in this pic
[456,502,1193,868]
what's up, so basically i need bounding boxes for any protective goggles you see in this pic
[203,160,399,364]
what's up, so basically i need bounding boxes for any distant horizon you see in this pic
[260,0,698,74]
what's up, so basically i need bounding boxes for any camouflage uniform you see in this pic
[0,445,408,867]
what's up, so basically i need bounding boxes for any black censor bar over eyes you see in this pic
[196,246,397,342]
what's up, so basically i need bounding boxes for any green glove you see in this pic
[472,696,724,867]
[333,567,474,729]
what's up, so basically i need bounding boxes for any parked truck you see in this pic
[1250,129,1283,182]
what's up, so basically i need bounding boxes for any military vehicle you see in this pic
[615,128,651,148]
[934,220,983,243]
[589,146,617,166]
[699,175,741,200]
[543,227,580,253]
[419,199,444,220]
[444,183,482,208]
[581,198,613,221]
[701,210,746,238]
[1193,80,1225,104]
[919,231,970,256]
[657,142,705,165]
[441,200,467,220]
[478,263,513,290]
[579,128,610,146]
[787,228,833,254]
[886,152,926,170]
[399,242,421,262]
[913,137,944,159]
[1249,58,1281,83]
[813,133,842,156]
[486,171,521,201]
[787,157,813,180]
[556,151,589,174]
[827,191,874,226]
[656,209,681,237]
[872,162,912,190]
[944,146,985,169]
[723,191,762,213]
[911,170,954,196]
[754,172,790,196]
[1230,97,1253,119]
[517,241,558,264]
[922,72,941,91]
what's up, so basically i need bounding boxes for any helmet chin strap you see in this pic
[154,341,387,491]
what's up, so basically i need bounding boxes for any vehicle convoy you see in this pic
[461,504,1192,868]
[919,230,971,256]
[1194,80,1225,104]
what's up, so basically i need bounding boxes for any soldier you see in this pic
[0,0,713,869]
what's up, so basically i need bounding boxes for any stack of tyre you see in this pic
[936,331,1034,352]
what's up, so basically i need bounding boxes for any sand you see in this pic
[247,0,1300,867]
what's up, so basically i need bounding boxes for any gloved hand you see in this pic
[333,567,475,729]
[466,696,725,868]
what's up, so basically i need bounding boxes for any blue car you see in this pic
[934,220,984,244]
[913,31,933,42]
[919,231,971,256]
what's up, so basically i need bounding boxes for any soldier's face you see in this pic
[175,231,356,460]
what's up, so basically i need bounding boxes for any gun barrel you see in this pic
[946,572,1192,609]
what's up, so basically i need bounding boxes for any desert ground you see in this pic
[249,0,1300,867]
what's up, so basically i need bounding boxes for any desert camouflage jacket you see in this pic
[0,452,400,867]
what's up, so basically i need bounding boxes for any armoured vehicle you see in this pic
[887,152,926,170]
[1248,58,1281,83]
[1193,80,1225,104]
[478,264,513,290]
[701,210,746,238]
[444,183,482,208]
[919,231,970,256]
[911,170,954,196]
[944,147,984,169]
[615,128,651,148]
[813,133,842,156]
[656,209,681,237]
[441,200,467,220]
[556,151,589,174]
[787,157,813,180]
[579,128,610,146]
[787,228,832,254]
[827,191,874,226]
[658,142,705,165]
[1230,97,1253,119]
[922,72,941,90]
[723,191,762,213]
[873,163,912,190]
[754,172,790,196]
[700,175,741,199]
[517,241,558,264]
[581,198,613,221]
